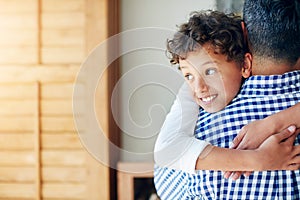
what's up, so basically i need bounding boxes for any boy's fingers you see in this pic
[243,171,252,177]
[223,171,233,179]
[231,127,247,148]
[285,131,298,146]
[231,172,243,180]
[275,125,296,142]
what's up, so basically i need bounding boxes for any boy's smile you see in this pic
[199,94,217,104]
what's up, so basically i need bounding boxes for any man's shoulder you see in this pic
[238,70,300,97]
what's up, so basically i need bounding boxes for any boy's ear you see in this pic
[242,53,252,78]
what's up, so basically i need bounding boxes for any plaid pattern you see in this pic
[154,71,300,199]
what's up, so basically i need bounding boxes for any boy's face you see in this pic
[179,44,247,113]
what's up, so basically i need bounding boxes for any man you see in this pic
[154,0,300,199]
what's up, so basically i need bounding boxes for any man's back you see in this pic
[190,71,300,199]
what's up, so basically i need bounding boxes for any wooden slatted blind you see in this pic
[0,0,38,64]
[0,0,111,199]
[0,83,38,199]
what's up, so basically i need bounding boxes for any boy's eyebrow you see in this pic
[202,61,217,66]
[179,61,217,70]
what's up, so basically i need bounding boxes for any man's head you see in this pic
[244,0,300,71]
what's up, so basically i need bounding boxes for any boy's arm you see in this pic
[155,84,300,173]
[154,83,210,173]
[196,126,300,171]
[232,102,300,150]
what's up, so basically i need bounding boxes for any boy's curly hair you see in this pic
[167,10,249,65]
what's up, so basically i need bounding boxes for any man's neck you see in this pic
[251,57,300,76]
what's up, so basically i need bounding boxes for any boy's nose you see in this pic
[194,77,208,94]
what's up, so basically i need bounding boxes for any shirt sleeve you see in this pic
[154,83,211,174]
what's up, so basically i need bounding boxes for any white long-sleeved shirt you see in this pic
[154,83,210,173]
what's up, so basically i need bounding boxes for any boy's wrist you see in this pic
[237,150,262,171]
[263,106,297,134]
[251,149,265,171]
[263,114,283,134]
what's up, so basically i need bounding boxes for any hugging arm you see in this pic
[154,83,210,173]
[154,83,300,173]
[196,126,300,171]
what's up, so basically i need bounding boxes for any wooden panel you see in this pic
[42,183,86,199]
[0,13,38,29]
[0,167,35,182]
[0,0,113,199]
[0,66,79,83]
[0,30,38,46]
[42,12,85,29]
[0,84,37,99]
[0,167,86,184]
[42,29,84,46]
[0,0,37,13]
[41,83,76,99]
[0,183,35,199]
[42,133,82,149]
[0,82,38,198]
[0,133,83,150]
[41,116,76,132]
[0,134,34,150]
[43,167,86,182]
[0,100,36,116]
[0,151,35,166]
[42,150,86,166]
[42,0,85,12]
[0,117,35,132]
[42,100,85,116]
[41,47,85,64]
[41,100,73,115]
[0,47,37,64]
[86,0,107,51]
[85,0,111,199]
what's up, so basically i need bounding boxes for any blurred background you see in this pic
[0,0,243,199]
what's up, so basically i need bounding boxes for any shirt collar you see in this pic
[238,70,300,97]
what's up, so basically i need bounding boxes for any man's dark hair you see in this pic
[167,10,249,65]
[243,0,300,66]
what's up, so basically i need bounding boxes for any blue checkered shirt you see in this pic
[154,71,300,199]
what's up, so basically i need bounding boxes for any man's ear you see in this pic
[294,57,300,70]
[242,53,252,78]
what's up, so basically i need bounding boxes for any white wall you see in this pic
[119,0,216,162]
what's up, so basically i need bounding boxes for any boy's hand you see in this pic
[256,126,300,170]
[231,119,275,149]
[224,119,273,180]
[224,125,300,180]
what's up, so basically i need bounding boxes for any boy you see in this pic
[155,9,300,173]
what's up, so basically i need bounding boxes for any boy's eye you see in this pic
[205,68,217,75]
[185,74,193,81]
